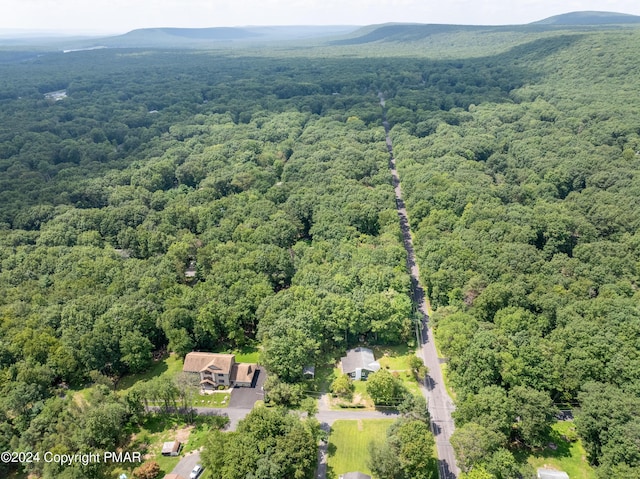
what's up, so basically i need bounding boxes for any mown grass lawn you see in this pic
[117,353,183,392]
[522,421,596,479]
[327,419,395,477]
[373,345,424,399]
[231,345,261,363]
[192,392,230,408]
[373,344,414,370]
[350,379,375,409]
[396,370,422,397]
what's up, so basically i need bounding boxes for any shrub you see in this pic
[133,460,160,479]
[330,374,354,399]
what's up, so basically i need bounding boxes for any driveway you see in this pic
[170,450,202,479]
[228,366,266,409]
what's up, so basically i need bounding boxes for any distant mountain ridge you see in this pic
[122,27,260,41]
[3,11,640,50]
[330,11,640,46]
[531,11,640,25]
[330,23,486,45]
[82,25,360,48]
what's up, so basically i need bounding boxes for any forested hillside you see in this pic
[0,22,639,479]
[389,30,640,477]
[0,49,416,479]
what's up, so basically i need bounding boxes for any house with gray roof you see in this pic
[340,348,380,381]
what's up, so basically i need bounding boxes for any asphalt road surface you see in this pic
[381,95,460,479]
[170,450,202,479]
[228,366,266,409]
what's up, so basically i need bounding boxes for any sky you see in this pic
[2,0,640,35]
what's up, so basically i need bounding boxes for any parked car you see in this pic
[190,464,203,479]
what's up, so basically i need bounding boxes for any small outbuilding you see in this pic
[537,468,570,479]
[303,365,315,379]
[161,440,182,456]
[340,347,380,381]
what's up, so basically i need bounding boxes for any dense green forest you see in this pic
[389,30,640,477]
[1,23,640,479]
[0,47,416,479]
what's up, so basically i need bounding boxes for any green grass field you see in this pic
[373,345,424,400]
[523,422,596,479]
[192,392,230,408]
[231,345,261,363]
[349,379,375,409]
[327,419,395,477]
[373,344,415,370]
[117,353,184,392]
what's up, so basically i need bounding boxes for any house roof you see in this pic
[537,468,570,479]
[183,352,235,374]
[340,348,381,375]
[161,441,181,454]
[340,473,372,479]
[231,363,255,384]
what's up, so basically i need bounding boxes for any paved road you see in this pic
[171,450,201,479]
[316,422,331,479]
[195,407,248,431]
[381,95,460,479]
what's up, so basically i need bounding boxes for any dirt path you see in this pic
[380,94,460,479]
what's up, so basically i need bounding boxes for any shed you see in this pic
[161,440,182,456]
[537,468,570,479]
[303,365,315,379]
